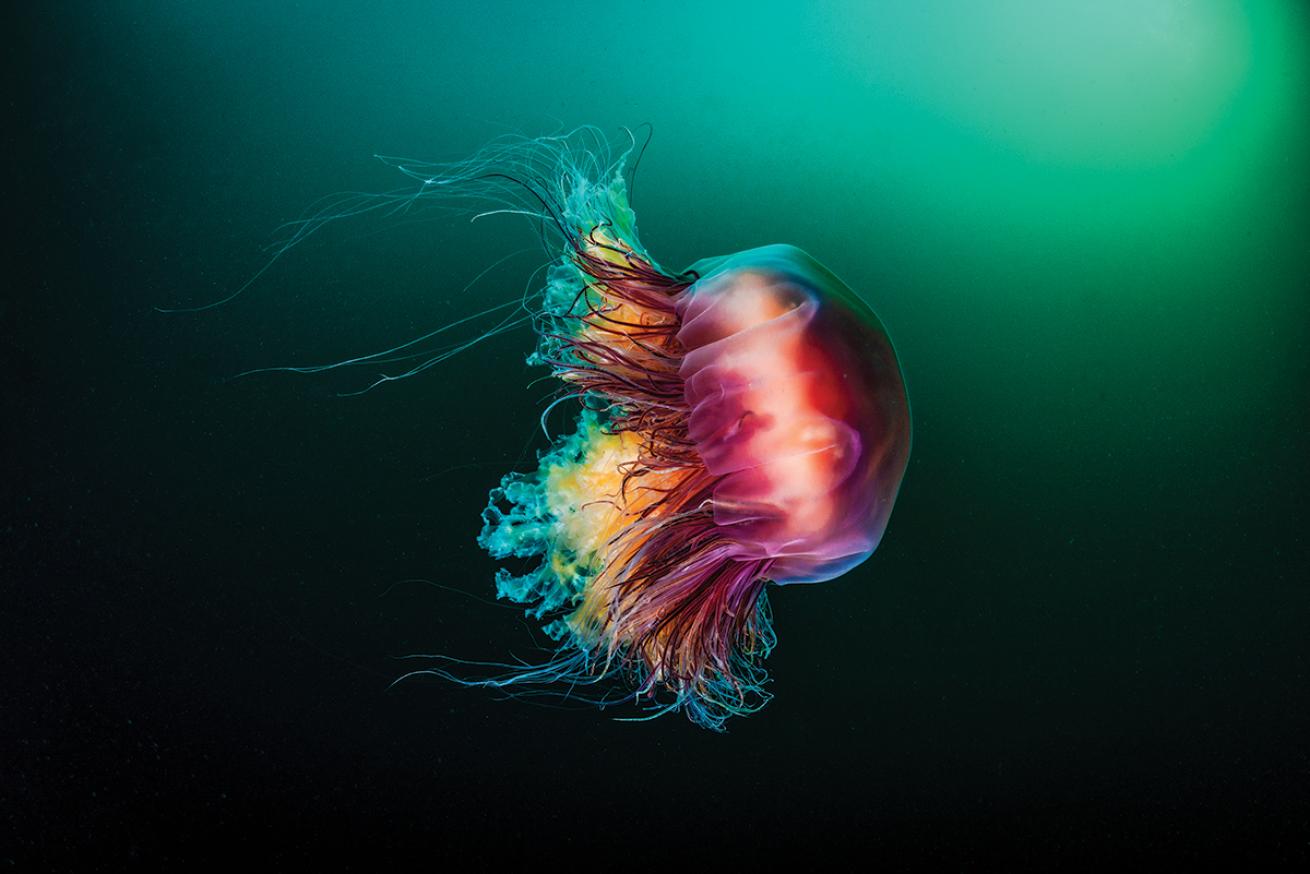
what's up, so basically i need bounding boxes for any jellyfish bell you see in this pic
[676,244,911,585]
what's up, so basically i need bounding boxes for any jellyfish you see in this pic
[254,128,911,730]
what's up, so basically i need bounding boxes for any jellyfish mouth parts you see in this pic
[456,229,783,731]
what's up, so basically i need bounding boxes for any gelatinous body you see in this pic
[375,130,910,729]
[677,246,911,585]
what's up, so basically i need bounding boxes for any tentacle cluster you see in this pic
[432,129,781,730]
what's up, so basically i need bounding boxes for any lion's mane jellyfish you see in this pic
[377,130,912,730]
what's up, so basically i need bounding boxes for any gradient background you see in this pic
[7,1,1309,865]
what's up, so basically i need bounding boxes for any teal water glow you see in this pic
[11,0,1309,863]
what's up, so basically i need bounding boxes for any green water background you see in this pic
[8,1,1308,863]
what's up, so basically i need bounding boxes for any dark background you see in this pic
[6,2,1308,866]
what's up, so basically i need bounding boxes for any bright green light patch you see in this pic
[826,0,1290,167]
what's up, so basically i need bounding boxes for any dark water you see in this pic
[7,2,1309,865]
